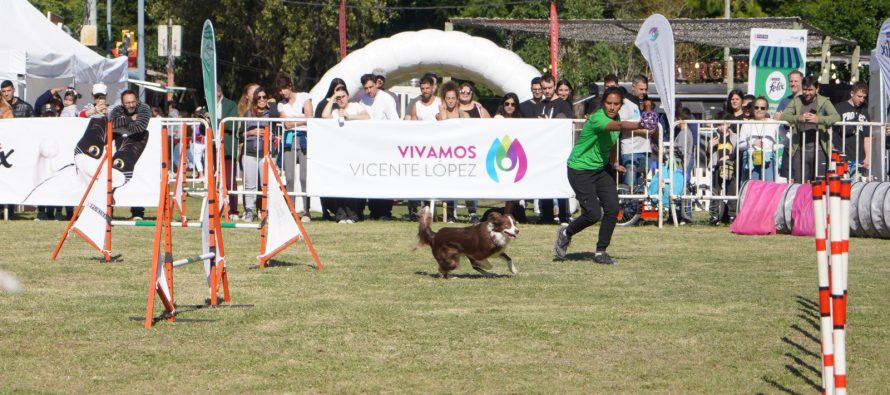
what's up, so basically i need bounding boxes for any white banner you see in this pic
[747,28,808,110]
[635,14,676,129]
[876,18,890,122]
[0,117,161,206]
[260,161,302,260]
[307,118,574,199]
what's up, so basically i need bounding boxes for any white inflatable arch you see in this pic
[309,29,541,106]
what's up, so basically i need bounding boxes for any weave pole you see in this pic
[828,175,847,395]
[812,178,834,394]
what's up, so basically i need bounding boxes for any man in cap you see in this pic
[79,83,109,118]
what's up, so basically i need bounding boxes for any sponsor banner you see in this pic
[747,28,808,110]
[635,14,676,129]
[0,117,161,206]
[307,118,574,199]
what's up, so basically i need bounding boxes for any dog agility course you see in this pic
[2,198,890,392]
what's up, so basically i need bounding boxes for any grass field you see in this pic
[1,202,888,394]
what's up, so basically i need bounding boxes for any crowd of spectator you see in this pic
[3,67,890,225]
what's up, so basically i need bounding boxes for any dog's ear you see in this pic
[487,211,502,222]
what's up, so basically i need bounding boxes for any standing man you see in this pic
[375,73,401,116]
[109,89,153,220]
[540,74,573,119]
[617,74,652,189]
[1,80,33,118]
[213,88,241,220]
[1,80,32,217]
[775,70,803,178]
[586,74,619,119]
[539,73,573,224]
[780,76,840,182]
[358,73,399,220]
[832,81,871,175]
[519,77,545,119]
[407,73,441,219]
[553,88,652,265]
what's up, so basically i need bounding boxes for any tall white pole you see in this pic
[137,0,145,100]
[105,0,111,57]
[724,0,733,94]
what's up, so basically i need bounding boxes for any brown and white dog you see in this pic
[416,206,519,278]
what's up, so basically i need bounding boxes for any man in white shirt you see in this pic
[409,74,440,121]
[358,73,399,121]
[357,73,398,220]
[618,74,652,188]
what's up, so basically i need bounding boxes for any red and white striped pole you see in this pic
[829,175,847,395]
[812,178,834,394]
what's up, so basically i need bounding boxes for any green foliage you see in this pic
[760,0,890,51]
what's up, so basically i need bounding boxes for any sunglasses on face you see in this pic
[256,95,268,100]
[754,106,768,110]
[459,91,472,95]
[504,102,516,107]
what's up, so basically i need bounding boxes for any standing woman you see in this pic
[321,86,369,224]
[239,86,278,223]
[737,96,779,181]
[494,93,523,219]
[553,88,653,264]
[436,81,465,120]
[725,89,745,120]
[457,82,490,118]
[493,92,522,118]
[313,78,347,220]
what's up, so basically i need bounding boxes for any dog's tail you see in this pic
[416,206,435,249]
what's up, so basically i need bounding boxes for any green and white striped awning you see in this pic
[752,46,804,69]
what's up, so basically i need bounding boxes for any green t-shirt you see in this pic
[567,108,620,171]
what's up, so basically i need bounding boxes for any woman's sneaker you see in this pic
[593,251,617,265]
[243,210,255,223]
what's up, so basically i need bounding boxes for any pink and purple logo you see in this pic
[649,27,659,42]
[485,135,527,183]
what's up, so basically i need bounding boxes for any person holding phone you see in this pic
[79,83,109,118]
[780,76,839,182]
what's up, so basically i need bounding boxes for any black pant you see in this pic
[539,198,570,223]
[367,199,393,219]
[565,167,619,251]
[792,139,829,183]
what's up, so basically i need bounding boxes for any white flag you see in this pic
[260,160,303,260]
[635,14,676,129]
[875,18,890,121]
[71,164,110,255]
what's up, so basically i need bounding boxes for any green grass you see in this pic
[1,201,888,393]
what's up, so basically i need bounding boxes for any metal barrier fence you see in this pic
[151,115,888,226]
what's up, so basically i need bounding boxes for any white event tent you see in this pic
[0,0,128,105]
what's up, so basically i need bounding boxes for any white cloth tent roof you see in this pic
[0,0,127,84]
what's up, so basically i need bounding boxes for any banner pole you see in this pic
[259,124,271,267]
[103,121,114,261]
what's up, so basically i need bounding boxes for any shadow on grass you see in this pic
[89,254,123,263]
[762,295,823,394]
[129,302,255,326]
[414,270,514,279]
[759,377,803,395]
[247,259,317,270]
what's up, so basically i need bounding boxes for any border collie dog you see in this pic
[416,206,519,278]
